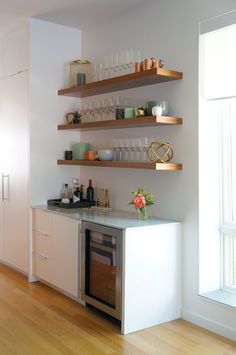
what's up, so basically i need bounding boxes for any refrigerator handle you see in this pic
[2,173,9,202]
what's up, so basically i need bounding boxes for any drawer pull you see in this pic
[34,252,48,260]
[33,230,50,237]
[42,232,50,237]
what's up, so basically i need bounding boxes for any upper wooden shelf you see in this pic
[57,116,183,131]
[57,159,182,171]
[58,68,183,98]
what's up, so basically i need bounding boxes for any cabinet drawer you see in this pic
[33,230,53,255]
[33,251,54,284]
[32,209,53,235]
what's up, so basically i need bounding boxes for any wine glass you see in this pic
[104,56,110,79]
[140,137,148,161]
[129,138,137,161]
[135,137,142,161]
[111,138,120,160]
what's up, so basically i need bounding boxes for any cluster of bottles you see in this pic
[60,178,94,204]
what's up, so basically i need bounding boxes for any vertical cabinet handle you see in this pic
[2,173,9,202]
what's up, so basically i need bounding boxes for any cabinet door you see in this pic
[2,24,29,77]
[51,214,79,297]
[1,71,29,273]
[0,80,3,260]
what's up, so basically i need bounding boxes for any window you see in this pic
[199,18,236,299]
[219,98,236,291]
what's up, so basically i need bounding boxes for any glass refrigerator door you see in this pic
[87,230,117,308]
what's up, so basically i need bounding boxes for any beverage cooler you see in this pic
[81,221,123,320]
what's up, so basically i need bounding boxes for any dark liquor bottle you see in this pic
[86,179,94,202]
[73,186,81,203]
[80,184,84,201]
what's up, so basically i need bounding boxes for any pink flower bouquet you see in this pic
[130,188,154,219]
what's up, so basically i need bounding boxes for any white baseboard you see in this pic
[0,260,28,277]
[28,274,39,283]
[181,307,236,341]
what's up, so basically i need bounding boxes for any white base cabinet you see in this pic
[31,207,181,334]
[32,208,80,298]
[122,223,181,334]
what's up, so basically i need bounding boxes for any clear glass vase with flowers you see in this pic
[129,188,154,220]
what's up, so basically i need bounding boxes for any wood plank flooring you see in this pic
[0,263,235,355]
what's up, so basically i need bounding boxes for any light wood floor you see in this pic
[0,264,236,355]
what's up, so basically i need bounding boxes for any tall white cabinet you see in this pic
[0,25,29,273]
[0,19,82,274]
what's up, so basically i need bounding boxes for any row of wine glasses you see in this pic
[110,137,150,162]
[92,49,141,81]
[79,97,142,122]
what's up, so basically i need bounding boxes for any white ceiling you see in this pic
[0,0,151,32]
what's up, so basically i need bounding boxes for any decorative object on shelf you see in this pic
[146,101,159,115]
[64,150,73,160]
[86,150,96,161]
[65,111,81,124]
[147,141,173,163]
[116,108,125,120]
[152,106,163,116]
[135,107,146,117]
[129,188,154,220]
[76,73,86,86]
[97,149,114,161]
[74,143,94,160]
[124,107,135,119]
[146,100,169,116]
[69,59,92,86]
[157,100,170,115]
[135,58,164,72]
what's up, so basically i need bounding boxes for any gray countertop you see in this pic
[32,205,180,230]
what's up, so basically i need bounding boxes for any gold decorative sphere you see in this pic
[147,141,173,163]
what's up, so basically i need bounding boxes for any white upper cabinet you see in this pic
[1,23,29,77]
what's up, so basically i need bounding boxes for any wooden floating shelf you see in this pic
[58,68,183,98]
[57,116,183,131]
[57,160,182,171]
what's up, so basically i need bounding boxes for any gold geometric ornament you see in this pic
[147,141,173,163]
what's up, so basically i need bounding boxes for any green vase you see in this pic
[138,206,149,220]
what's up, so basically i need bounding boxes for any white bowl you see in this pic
[98,149,114,161]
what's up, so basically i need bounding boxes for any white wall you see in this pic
[30,19,82,204]
[81,0,236,340]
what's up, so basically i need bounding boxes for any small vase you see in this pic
[138,206,149,220]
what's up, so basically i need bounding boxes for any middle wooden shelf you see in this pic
[57,115,182,131]
[57,159,183,171]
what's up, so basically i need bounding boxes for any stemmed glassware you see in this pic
[140,137,148,161]
[129,138,137,161]
[92,49,141,81]
[111,138,120,160]
[110,137,149,162]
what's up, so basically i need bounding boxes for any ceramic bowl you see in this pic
[98,149,114,161]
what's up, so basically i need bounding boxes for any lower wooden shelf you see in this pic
[57,160,182,171]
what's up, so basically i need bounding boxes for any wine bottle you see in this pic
[86,179,94,202]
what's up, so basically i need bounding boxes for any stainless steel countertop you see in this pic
[32,205,180,230]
